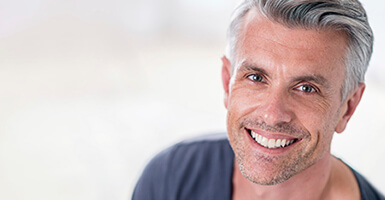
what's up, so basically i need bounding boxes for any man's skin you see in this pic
[221,8,365,200]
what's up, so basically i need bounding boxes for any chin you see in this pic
[234,148,316,186]
[238,161,297,185]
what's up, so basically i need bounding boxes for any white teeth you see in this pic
[268,139,276,148]
[257,134,262,143]
[251,131,296,149]
[261,137,268,147]
[281,139,286,147]
[275,139,281,148]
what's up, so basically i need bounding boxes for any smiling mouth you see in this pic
[246,128,299,149]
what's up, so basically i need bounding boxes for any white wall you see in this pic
[0,0,384,199]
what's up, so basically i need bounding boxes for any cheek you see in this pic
[296,106,331,135]
[226,87,263,142]
[296,100,341,151]
[227,86,265,116]
[290,93,334,126]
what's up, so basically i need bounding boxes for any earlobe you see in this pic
[335,83,366,133]
[221,56,231,109]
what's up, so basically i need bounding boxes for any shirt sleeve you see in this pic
[131,147,172,200]
[351,168,385,200]
[131,133,234,200]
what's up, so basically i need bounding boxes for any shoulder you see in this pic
[132,133,234,200]
[351,168,385,200]
[149,133,232,170]
[168,133,233,164]
[148,133,233,178]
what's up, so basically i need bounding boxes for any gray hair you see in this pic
[225,0,374,100]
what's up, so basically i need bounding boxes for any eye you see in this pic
[296,84,317,93]
[247,74,264,82]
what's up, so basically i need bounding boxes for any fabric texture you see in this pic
[132,133,384,200]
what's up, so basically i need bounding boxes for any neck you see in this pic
[232,153,334,200]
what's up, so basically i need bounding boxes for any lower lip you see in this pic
[245,128,297,155]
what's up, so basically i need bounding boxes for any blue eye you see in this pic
[247,74,264,82]
[297,84,316,93]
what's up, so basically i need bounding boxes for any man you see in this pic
[133,0,384,199]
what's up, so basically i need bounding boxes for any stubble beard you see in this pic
[234,140,314,185]
[229,117,316,186]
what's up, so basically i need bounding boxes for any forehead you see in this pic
[235,8,348,76]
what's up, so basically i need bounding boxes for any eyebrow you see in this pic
[292,75,330,89]
[239,61,330,89]
[239,61,269,78]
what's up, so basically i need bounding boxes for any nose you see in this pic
[260,91,294,126]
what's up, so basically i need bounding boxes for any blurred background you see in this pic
[0,0,384,199]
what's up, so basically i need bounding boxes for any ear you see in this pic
[221,56,231,109]
[335,83,365,133]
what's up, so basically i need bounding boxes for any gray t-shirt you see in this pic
[132,133,384,200]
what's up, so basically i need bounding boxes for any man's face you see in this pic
[223,10,359,185]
